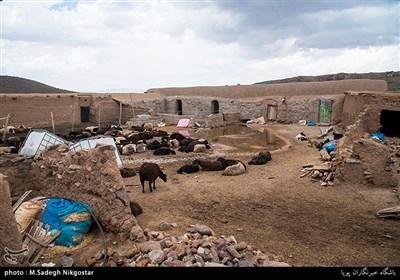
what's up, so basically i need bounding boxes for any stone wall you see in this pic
[341,91,400,131]
[0,174,24,267]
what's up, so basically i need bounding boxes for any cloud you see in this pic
[1,0,398,92]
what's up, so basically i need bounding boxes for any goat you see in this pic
[0,126,16,134]
[217,157,247,170]
[153,147,176,156]
[222,162,247,176]
[84,126,99,134]
[170,132,186,142]
[248,152,272,165]
[178,146,189,153]
[177,164,200,174]
[0,146,18,155]
[192,159,224,171]
[139,162,167,193]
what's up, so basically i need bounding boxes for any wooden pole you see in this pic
[119,101,122,125]
[50,112,55,134]
[130,95,135,119]
[71,104,76,132]
[98,105,101,128]
[2,113,10,142]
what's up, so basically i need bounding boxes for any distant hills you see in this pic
[0,76,75,93]
[256,71,400,92]
[1,71,399,94]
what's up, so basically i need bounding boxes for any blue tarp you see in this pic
[323,140,336,153]
[42,198,92,247]
[371,133,384,142]
[307,121,316,126]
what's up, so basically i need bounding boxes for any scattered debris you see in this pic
[377,206,400,219]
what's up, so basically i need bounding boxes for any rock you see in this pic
[122,246,140,258]
[263,260,291,267]
[59,256,74,267]
[224,235,237,245]
[167,251,178,260]
[130,225,146,243]
[238,260,254,267]
[204,262,227,267]
[194,224,213,235]
[86,257,97,267]
[110,252,124,265]
[115,190,130,206]
[227,246,241,259]
[233,242,248,251]
[197,247,205,254]
[136,259,150,267]
[160,239,173,249]
[182,255,195,263]
[345,158,361,164]
[161,260,185,267]
[186,227,196,233]
[194,254,205,266]
[18,159,33,169]
[156,232,165,241]
[120,167,136,178]
[94,251,103,260]
[171,223,178,228]
[148,231,160,238]
[320,149,331,161]
[148,250,166,265]
[159,221,172,231]
[68,164,82,170]
[193,233,203,240]
[138,241,162,253]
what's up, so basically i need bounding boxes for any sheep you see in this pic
[0,126,16,134]
[139,162,167,193]
[178,146,189,153]
[0,146,18,155]
[248,152,272,165]
[217,157,247,170]
[143,122,153,132]
[153,147,176,156]
[6,136,21,148]
[122,144,136,155]
[114,136,126,145]
[136,142,147,153]
[193,144,207,153]
[177,164,200,174]
[192,159,224,171]
[222,162,247,176]
[84,126,99,134]
[169,139,180,149]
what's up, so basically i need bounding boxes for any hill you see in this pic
[256,71,400,92]
[0,76,75,93]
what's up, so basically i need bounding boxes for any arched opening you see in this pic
[211,100,219,114]
[381,109,400,136]
[175,100,183,115]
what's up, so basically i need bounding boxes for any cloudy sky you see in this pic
[1,0,399,92]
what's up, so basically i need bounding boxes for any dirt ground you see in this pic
[123,124,400,267]
[2,123,400,267]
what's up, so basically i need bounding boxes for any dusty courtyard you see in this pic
[123,124,400,267]
[2,123,399,267]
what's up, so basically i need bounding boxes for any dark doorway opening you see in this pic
[211,100,219,114]
[176,100,183,115]
[380,110,400,136]
[81,106,90,123]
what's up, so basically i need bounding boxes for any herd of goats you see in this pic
[0,123,273,193]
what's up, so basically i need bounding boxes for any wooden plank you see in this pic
[2,113,10,142]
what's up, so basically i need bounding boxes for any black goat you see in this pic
[139,163,167,193]
[177,164,200,174]
[153,147,176,155]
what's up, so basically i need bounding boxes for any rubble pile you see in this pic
[300,162,335,186]
[1,144,139,240]
[85,223,290,267]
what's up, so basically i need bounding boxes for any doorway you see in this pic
[80,106,90,123]
[176,100,183,115]
[211,100,219,114]
[319,99,332,124]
